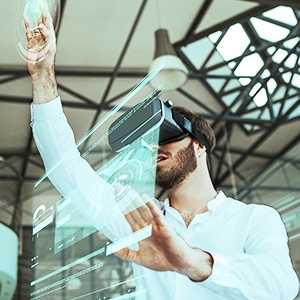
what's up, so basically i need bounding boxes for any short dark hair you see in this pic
[173,106,216,169]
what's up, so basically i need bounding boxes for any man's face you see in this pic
[155,136,197,190]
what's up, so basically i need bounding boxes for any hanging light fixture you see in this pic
[149,29,188,91]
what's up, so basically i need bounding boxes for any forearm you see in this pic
[199,251,299,300]
[31,65,58,104]
[194,207,299,299]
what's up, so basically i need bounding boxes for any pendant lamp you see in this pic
[149,29,188,91]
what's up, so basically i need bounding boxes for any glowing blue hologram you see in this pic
[54,127,159,242]
[108,289,147,300]
[30,247,105,287]
[32,205,53,235]
[69,275,146,300]
[34,65,165,188]
[106,225,152,256]
[24,0,48,29]
[31,62,169,300]
[14,0,61,62]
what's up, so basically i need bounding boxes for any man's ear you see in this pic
[194,140,206,157]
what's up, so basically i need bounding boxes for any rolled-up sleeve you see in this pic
[196,205,299,299]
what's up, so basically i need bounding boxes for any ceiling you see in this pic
[0,0,299,298]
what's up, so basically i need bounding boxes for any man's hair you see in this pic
[173,106,216,170]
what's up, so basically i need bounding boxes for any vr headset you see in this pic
[108,98,210,155]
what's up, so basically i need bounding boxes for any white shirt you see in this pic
[31,97,299,300]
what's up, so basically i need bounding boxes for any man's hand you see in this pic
[25,6,56,75]
[24,5,58,104]
[114,191,213,282]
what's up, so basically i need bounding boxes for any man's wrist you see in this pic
[185,249,214,282]
[32,66,58,104]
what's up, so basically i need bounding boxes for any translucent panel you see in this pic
[284,213,300,232]
[267,78,277,94]
[206,78,226,93]
[239,78,251,86]
[282,72,292,84]
[241,110,261,120]
[29,69,165,299]
[249,82,262,97]
[249,46,256,52]
[261,69,271,79]
[263,6,298,26]
[216,23,250,61]
[209,31,222,43]
[291,73,300,87]
[284,53,298,68]
[282,96,299,115]
[272,193,297,212]
[253,88,268,107]
[250,17,290,42]
[228,61,236,69]
[234,53,264,79]
[208,65,232,76]
[288,105,300,120]
[272,102,282,117]
[231,98,243,113]
[222,91,239,107]
[288,87,298,96]
[223,79,241,92]
[244,124,253,132]
[284,37,300,49]
[252,125,262,132]
[206,50,225,68]
[273,86,286,101]
[246,99,258,111]
[181,38,213,70]
[260,107,271,121]
[272,48,288,64]
[267,46,276,55]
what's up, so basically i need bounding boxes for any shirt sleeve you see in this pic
[31,96,132,241]
[196,205,299,299]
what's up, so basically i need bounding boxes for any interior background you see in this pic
[0,0,299,298]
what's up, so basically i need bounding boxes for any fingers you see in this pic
[145,200,165,223]
[113,183,164,231]
[24,18,33,42]
[43,7,55,32]
[127,203,152,228]
[24,2,55,43]
[114,247,137,263]
[37,23,52,43]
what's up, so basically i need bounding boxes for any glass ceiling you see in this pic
[180,5,300,134]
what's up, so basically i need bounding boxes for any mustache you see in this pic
[157,149,171,157]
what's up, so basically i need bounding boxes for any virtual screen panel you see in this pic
[30,77,163,299]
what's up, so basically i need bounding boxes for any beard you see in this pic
[156,139,197,190]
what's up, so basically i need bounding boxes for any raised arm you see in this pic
[25,7,131,240]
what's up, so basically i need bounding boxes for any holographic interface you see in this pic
[30,70,164,299]
[14,0,60,62]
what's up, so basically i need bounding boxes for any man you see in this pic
[26,8,299,300]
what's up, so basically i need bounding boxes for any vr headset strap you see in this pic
[172,109,211,155]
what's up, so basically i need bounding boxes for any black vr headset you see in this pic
[108,98,210,155]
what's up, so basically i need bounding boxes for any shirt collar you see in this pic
[206,190,226,214]
[163,190,227,215]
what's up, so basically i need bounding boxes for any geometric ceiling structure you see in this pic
[172,3,300,192]
[179,5,300,135]
[0,0,299,298]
